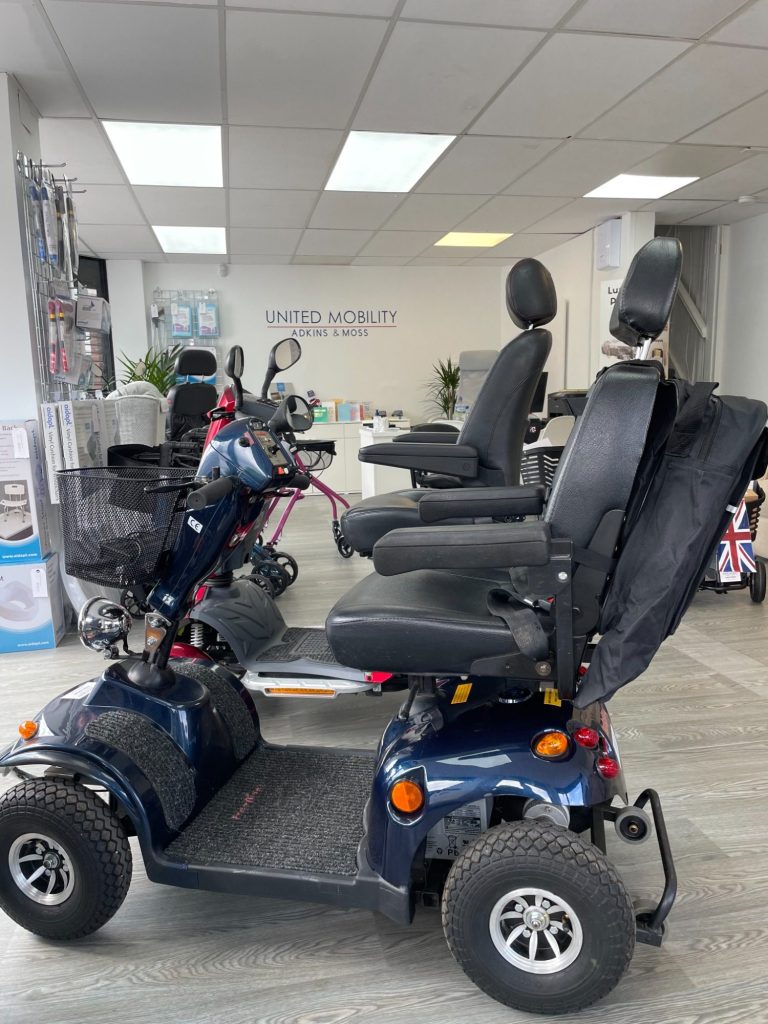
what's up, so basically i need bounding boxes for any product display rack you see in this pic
[16,152,96,403]
[151,288,222,358]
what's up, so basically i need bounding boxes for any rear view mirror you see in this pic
[225,345,244,410]
[261,336,302,398]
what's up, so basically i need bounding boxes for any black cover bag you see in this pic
[577,381,768,706]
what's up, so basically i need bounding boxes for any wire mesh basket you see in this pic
[57,467,195,587]
[520,446,564,488]
[293,439,337,474]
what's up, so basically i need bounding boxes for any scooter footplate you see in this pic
[266,627,338,665]
[166,746,374,876]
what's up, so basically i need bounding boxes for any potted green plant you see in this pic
[426,357,460,419]
[118,345,182,396]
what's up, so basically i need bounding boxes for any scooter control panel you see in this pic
[251,429,291,470]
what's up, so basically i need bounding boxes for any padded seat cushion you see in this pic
[340,490,470,555]
[326,569,523,674]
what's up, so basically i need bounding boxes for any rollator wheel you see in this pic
[0,780,132,940]
[749,560,766,603]
[120,588,148,619]
[249,574,275,598]
[272,551,298,586]
[253,560,290,597]
[336,536,354,559]
[442,821,635,1015]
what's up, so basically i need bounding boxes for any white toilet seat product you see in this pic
[0,580,37,622]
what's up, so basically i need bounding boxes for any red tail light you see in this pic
[596,755,621,779]
[572,726,599,749]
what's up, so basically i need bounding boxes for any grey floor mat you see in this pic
[262,627,339,665]
[166,746,374,876]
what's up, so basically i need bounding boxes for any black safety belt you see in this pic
[487,589,549,660]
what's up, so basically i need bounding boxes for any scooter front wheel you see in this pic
[0,779,132,940]
[442,821,635,1015]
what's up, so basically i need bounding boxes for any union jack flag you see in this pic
[718,499,756,575]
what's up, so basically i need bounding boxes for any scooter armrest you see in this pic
[373,521,551,576]
[393,431,458,445]
[418,485,546,523]
[358,442,478,478]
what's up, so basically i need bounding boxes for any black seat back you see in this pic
[166,347,218,442]
[457,258,555,486]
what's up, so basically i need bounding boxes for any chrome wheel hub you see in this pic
[9,833,75,906]
[489,886,583,975]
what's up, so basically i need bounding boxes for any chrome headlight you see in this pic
[78,597,132,653]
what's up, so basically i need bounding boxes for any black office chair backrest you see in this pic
[166,347,218,442]
[457,258,556,486]
[544,237,683,551]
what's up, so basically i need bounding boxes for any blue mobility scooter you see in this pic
[1,240,752,1015]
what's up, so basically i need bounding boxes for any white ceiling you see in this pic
[2,0,768,264]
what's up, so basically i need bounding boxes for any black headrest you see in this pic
[610,237,682,347]
[175,347,217,376]
[506,258,557,330]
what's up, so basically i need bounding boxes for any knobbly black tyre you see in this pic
[0,779,132,940]
[442,821,635,1015]
[749,560,766,603]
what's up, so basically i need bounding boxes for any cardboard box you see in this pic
[40,403,64,504]
[0,553,65,653]
[0,421,52,562]
[58,400,101,470]
[76,295,111,332]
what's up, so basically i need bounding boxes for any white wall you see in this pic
[119,262,506,421]
[717,212,768,401]
[0,74,42,420]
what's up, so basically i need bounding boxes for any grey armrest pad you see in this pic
[373,521,551,576]
[393,431,458,445]
[358,442,478,478]
[419,485,546,523]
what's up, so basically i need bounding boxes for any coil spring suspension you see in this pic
[189,621,206,648]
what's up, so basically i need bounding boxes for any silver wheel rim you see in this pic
[489,886,583,975]
[8,833,75,906]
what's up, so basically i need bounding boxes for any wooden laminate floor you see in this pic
[2,496,768,1024]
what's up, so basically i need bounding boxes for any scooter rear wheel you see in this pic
[0,779,132,940]
[749,560,766,603]
[442,821,635,1015]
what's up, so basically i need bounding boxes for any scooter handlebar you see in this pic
[186,475,238,510]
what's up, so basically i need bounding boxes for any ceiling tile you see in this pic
[309,192,405,229]
[78,225,160,255]
[711,0,768,45]
[296,228,372,256]
[384,194,490,230]
[417,136,559,194]
[230,254,293,264]
[683,94,768,147]
[566,0,747,38]
[354,20,543,133]
[679,200,768,224]
[505,139,662,197]
[39,118,125,184]
[75,184,145,225]
[401,0,577,28]
[43,1,222,121]
[230,228,302,255]
[229,127,343,189]
[227,11,387,128]
[100,252,167,262]
[352,256,413,265]
[226,0,398,12]
[359,230,442,256]
[585,45,768,142]
[629,143,752,177]
[230,189,319,228]
[484,232,578,257]
[457,195,570,231]
[408,257,471,265]
[133,187,225,227]
[523,199,643,234]
[293,255,353,265]
[165,253,227,264]
[472,33,687,137]
[0,3,87,116]
[668,154,768,199]
[645,199,729,223]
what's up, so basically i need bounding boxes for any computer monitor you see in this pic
[529,371,548,414]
